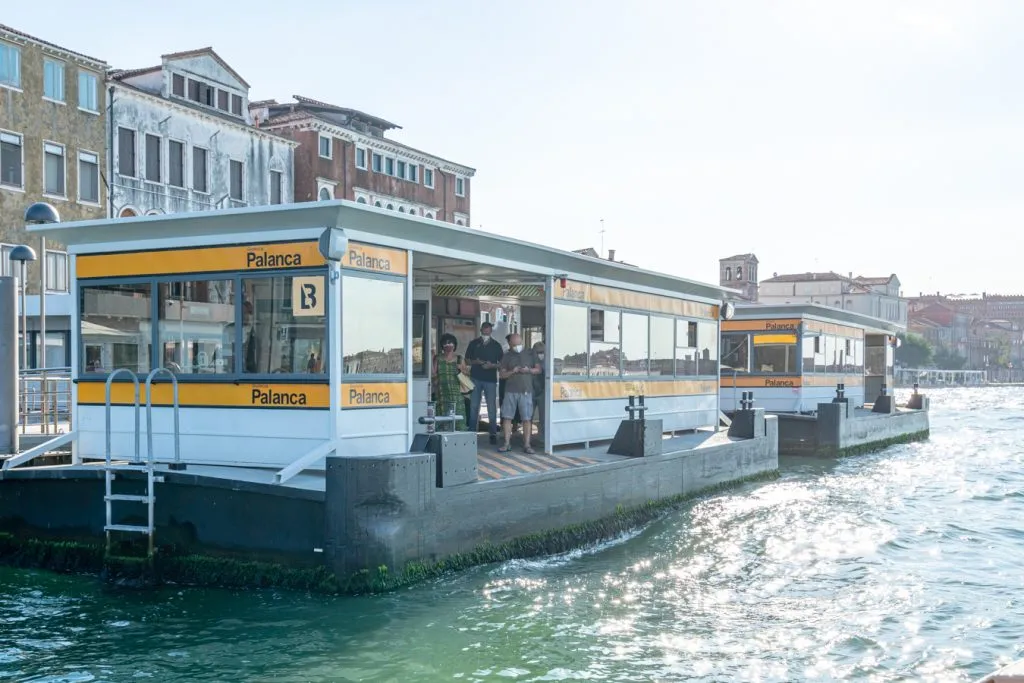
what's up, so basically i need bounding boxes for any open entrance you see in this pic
[412,251,551,461]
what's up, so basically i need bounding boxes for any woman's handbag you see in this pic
[458,371,475,396]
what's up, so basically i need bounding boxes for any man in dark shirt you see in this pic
[465,322,503,443]
[498,333,541,453]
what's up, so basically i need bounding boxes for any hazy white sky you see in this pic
[8,1,1023,297]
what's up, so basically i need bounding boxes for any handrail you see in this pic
[105,369,140,465]
[145,368,180,467]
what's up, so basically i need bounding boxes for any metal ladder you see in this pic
[103,368,180,556]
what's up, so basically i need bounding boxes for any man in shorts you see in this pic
[498,333,541,454]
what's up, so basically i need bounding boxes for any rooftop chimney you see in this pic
[607,249,616,262]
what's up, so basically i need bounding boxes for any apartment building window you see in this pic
[43,59,64,101]
[145,134,161,182]
[270,170,282,204]
[455,177,465,197]
[229,159,243,201]
[423,168,434,188]
[192,146,208,192]
[231,94,242,116]
[172,73,185,96]
[385,157,394,176]
[407,164,418,183]
[319,135,332,159]
[78,71,99,112]
[218,90,229,111]
[0,42,20,88]
[397,160,406,179]
[0,131,22,188]
[45,250,69,292]
[355,147,367,170]
[78,151,100,204]
[168,140,185,187]
[371,152,382,173]
[43,142,66,197]
[188,79,216,108]
[117,127,136,177]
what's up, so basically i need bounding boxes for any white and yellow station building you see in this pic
[27,201,734,479]
[719,303,901,414]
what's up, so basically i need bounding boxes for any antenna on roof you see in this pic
[599,218,606,258]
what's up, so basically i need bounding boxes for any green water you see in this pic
[2,388,1023,681]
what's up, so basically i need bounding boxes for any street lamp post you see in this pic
[8,245,37,445]
[24,202,61,435]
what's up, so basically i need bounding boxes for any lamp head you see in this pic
[24,202,61,225]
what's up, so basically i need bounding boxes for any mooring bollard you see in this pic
[880,382,888,397]
[425,401,436,434]
[740,391,754,411]
[624,394,648,422]
[913,382,920,395]
[836,382,845,401]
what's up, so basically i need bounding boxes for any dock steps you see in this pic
[105,524,152,534]
[104,494,153,503]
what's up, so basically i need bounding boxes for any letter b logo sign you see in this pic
[291,277,325,316]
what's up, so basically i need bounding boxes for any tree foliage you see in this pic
[896,333,933,368]
[933,346,966,370]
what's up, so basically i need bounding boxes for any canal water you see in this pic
[2,388,1022,682]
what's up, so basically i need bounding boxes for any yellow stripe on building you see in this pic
[79,381,331,409]
[340,382,408,408]
[553,280,718,320]
[553,378,717,401]
[76,240,408,278]
[722,318,801,332]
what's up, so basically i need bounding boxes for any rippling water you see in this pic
[2,388,1024,682]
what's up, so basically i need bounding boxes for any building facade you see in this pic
[109,48,295,218]
[252,96,474,224]
[0,24,108,296]
[758,271,907,328]
[718,253,758,301]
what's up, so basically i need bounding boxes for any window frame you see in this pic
[77,149,101,205]
[0,41,21,90]
[78,69,99,113]
[355,147,367,170]
[117,126,137,178]
[0,129,24,190]
[229,158,244,202]
[270,170,282,204]
[423,167,435,188]
[42,140,67,199]
[318,134,332,159]
[167,138,186,188]
[455,176,465,197]
[340,269,407,381]
[78,267,332,384]
[144,133,162,184]
[552,299,719,381]
[192,145,209,194]
[43,58,65,103]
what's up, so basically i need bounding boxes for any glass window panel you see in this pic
[342,275,404,375]
[802,335,816,373]
[589,341,620,377]
[590,309,619,343]
[649,315,674,377]
[158,279,236,375]
[854,339,864,373]
[553,303,587,376]
[752,344,798,374]
[675,319,697,376]
[118,128,135,177]
[242,275,327,375]
[621,313,648,376]
[34,332,67,369]
[80,283,152,375]
[697,321,718,375]
[824,335,836,372]
[814,335,826,373]
[145,134,161,182]
[78,71,98,111]
[721,335,749,374]
[168,141,184,187]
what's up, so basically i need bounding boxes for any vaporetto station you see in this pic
[0,201,918,590]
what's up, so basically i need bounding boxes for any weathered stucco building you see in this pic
[251,96,474,224]
[109,48,296,218]
[0,24,108,295]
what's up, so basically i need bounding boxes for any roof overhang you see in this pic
[732,303,904,335]
[29,200,731,304]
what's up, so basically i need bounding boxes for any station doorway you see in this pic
[412,251,548,453]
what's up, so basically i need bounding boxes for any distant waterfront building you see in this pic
[718,253,759,302]
[758,271,907,329]
[108,48,296,218]
[251,96,475,224]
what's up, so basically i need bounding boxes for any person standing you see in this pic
[532,341,546,442]
[498,333,541,454]
[465,322,503,444]
[433,333,468,430]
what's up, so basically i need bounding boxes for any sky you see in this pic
[7,0,1024,297]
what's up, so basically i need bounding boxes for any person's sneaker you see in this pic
[489,434,497,445]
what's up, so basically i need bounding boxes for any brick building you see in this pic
[0,24,108,294]
[251,96,474,224]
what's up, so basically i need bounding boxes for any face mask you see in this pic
[513,344,523,353]
[481,334,490,341]
[537,353,545,360]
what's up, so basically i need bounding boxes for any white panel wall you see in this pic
[550,394,718,447]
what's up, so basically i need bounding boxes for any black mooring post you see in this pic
[638,394,646,425]
[913,382,920,395]
[881,382,888,397]
[836,382,845,401]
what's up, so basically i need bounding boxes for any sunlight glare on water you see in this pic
[1,388,1023,681]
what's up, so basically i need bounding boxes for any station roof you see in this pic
[732,303,903,335]
[28,201,731,304]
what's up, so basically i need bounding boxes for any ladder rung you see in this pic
[103,464,152,472]
[105,494,153,503]
[105,524,151,534]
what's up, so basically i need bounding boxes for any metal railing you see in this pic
[17,366,72,436]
